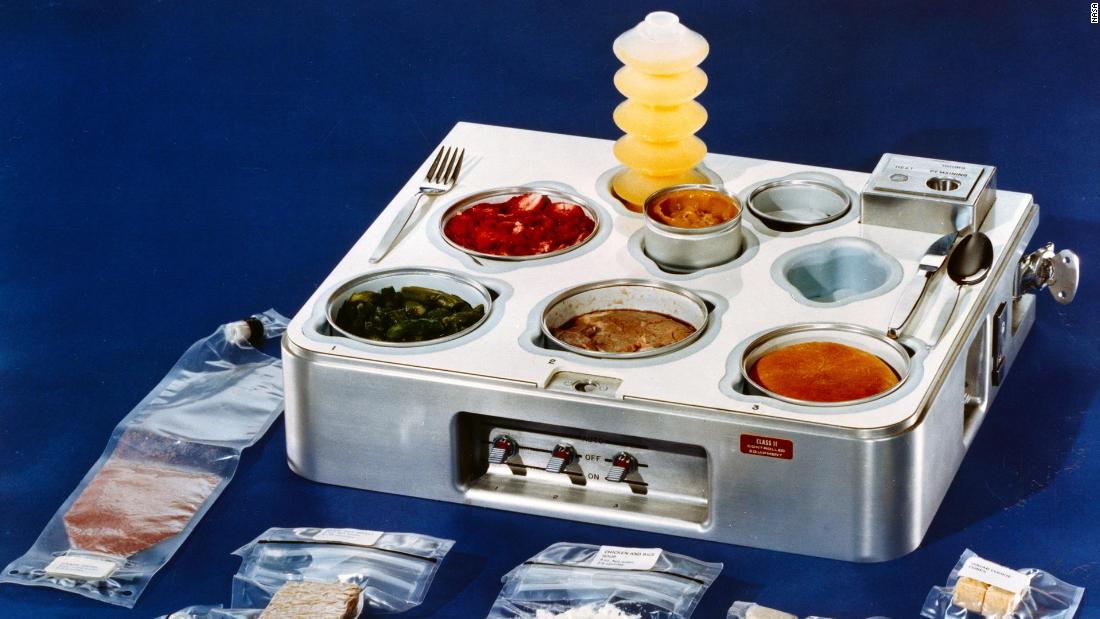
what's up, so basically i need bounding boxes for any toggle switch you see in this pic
[545,443,578,474]
[488,434,518,465]
[605,451,638,483]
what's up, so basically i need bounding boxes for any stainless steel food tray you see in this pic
[282,122,1056,561]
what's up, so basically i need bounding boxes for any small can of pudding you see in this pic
[643,184,743,271]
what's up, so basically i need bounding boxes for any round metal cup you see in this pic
[747,179,851,231]
[326,267,493,347]
[643,184,743,271]
[439,185,600,261]
[740,322,911,407]
[541,279,710,359]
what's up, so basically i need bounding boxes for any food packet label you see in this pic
[589,546,663,570]
[44,553,120,580]
[311,528,384,548]
[958,556,1030,595]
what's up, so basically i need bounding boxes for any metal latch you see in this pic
[546,371,623,399]
[1016,242,1080,304]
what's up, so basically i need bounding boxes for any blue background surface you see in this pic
[1,1,1098,617]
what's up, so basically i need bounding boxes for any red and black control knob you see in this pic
[606,451,638,483]
[545,443,578,474]
[488,434,519,465]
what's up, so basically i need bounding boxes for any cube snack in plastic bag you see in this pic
[487,542,723,619]
[231,527,454,614]
[727,601,891,619]
[921,549,1085,618]
[1,311,288,607]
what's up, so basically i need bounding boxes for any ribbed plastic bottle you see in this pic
[611,11,710,212]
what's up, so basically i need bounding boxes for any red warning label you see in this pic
[740,434,793,460]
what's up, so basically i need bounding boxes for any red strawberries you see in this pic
[444,193,596,257]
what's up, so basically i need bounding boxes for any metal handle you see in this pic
[369,191,427,264]
[1016,242,1080,304]
[930,284,964,349]
[888,272,935,339]
[888,269,958,347]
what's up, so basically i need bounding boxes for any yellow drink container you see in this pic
[611,12,710,211]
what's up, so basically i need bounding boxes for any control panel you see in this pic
[861,153,996,235]
[455,413,709,525]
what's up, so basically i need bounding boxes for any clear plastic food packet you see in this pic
[727,601,891,619]
[1,310,288,607]
[230,527,455,614]
[920,549,1085,618]
[487,542,723,619]
[158,606,262,619]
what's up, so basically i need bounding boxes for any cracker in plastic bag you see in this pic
[231,527,453,614]
[259,581,363,619]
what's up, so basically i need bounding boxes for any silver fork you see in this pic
[369,146,465,263]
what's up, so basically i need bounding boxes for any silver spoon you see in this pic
[932,232,994,344]
[946,232,994,286]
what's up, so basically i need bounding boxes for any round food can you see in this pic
[740,322,911,407]
[439,186,600,261]
[326,267,493,347]
[540,279,710,359]
[643,184,743,271]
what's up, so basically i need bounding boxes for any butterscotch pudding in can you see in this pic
[643,184,742,271]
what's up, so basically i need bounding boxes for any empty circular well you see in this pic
[747,179,851,231]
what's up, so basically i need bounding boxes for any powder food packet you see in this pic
[534,604,644,619]
[1,310,289,607]
[920,549,1085,619]
[230,527,454,614]
[487,542,723,619]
